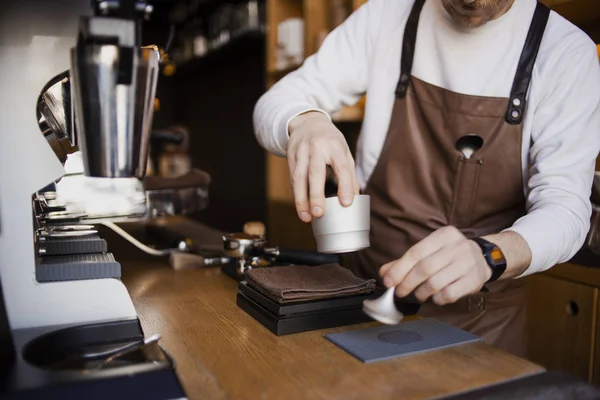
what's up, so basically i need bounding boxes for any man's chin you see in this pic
[453,15,488,28]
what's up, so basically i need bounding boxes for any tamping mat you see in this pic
[325,318,480,363]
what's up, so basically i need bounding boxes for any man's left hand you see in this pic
[379,226,492,306]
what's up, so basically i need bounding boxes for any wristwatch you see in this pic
[471,237,507,282]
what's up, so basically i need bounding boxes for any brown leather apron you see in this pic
[347,0,550,357]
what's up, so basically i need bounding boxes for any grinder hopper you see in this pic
[70,16,160,179]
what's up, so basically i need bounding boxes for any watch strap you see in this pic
[472,237,507,283]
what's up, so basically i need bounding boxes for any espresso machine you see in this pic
[0,0,187,397]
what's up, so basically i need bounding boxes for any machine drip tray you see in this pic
[2,320,186,399]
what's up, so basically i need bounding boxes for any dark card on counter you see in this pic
[325,318,481,363]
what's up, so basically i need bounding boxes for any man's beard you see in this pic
[441,0,514,28]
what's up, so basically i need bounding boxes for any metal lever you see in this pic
[93,334,162,369]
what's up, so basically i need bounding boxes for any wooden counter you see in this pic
[118,254,543,400]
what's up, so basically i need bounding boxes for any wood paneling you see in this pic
[267,199,317,250]
[119,249,544,400]
[266,153,293,202]
[526,274,597,381]
[303,0,329,56]
[593,298,600,384]
[353,0,368,10]
[544,263,600,288]
[542,0,600,29]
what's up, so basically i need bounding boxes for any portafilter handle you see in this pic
[263,247,341,266]
[222,232,342,275]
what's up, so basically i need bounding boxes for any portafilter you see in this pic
[222,233,341,275]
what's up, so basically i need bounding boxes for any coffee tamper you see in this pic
[362,287,404,325]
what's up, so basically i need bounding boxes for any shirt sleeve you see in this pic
[506,38,600,277]
[252,0,382,157]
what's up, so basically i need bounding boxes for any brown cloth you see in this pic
[245,264,376,304]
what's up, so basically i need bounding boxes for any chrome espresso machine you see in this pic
[0,0,188,398]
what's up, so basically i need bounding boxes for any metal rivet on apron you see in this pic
[400,74,409,83]
[468,296,486,311]
[512,98,521,107]
[511,110,520,119]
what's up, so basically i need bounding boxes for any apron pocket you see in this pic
[448,157,482,228]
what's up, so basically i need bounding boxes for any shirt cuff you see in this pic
[502,217,578,279]
[277,106,331,154]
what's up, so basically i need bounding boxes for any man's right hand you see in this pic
[287,111,360,223]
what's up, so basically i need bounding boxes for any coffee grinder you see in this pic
[0,0,186,398]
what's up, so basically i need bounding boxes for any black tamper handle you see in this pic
[274,247,341,266]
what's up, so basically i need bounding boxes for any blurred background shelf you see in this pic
[175,29,265,74]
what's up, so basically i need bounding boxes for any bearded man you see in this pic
[253,0,600,356]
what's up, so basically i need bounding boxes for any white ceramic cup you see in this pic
[277,18,304,63]
[311,194,370,254]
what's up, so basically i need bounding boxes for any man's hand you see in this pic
[379,226,492,306]
[287,111,360,223]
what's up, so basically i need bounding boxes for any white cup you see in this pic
[277,18,304,65]
[311,195,370,254]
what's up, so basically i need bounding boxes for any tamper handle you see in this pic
[272,247,341,266]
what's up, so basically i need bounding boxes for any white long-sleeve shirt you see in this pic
[253,0,600,276]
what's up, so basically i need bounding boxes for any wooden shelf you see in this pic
[267,64,300,80]
[332,103,365,122]
[175,30,265,74]
[541,0,600,31]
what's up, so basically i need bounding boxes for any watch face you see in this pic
[490,246,506,266]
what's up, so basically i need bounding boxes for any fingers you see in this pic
[331,147,357,207]
[288,119,359,222]
[308,144,327,218]
[352,163,361,196]
[431,272,482,306]
[379,260,395,278]
[380,256,417,290]
[380,229,450,288]
[291,143,311,222]
[394,248,450,298]
[413,260,465,302]
[379,226,466,296]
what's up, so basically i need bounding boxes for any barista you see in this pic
[253,0,600,356]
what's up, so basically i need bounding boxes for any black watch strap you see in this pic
[472,237,507,283]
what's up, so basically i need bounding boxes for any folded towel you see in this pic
[245,264,376,304]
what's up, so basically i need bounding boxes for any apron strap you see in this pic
[395,0,426,98]
[505,2,551,125]
[395,0,551,121]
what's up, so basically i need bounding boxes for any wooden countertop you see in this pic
[117,254,544,400]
